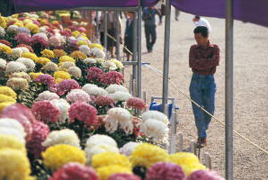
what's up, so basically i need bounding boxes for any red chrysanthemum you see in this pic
[68,101,98,126]
[30,36,49,48]
[108,173,141,180]
[34,74,57,90]
[26,120,50,158]
[186,170,224,180]
[55,79,80,96]
[126,97,146,110]
[145,162,186,180]
[15,33,31,45]
[50,162,99,180]
[87,67,104,82]
[101,71,123,85]
[94,95,114,106]
[0,39,11,47]
[31,101,60,123]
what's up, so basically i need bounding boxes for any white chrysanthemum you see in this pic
[83,58,96,64]
[36,91,59,101]
[105,84,129,94]
[66,89,91,103]
[141,110,169,124]
[82,85,108,96]
[140,118,169,141]
[109,91,132,102]
[7,25,18,34]
[42,62,58,72]
[33,32,48,41]
[82,83,98,89]
[0,58,7,69]
[119,142,139,157]
[85,144,119,165]
[68,36,76,42]
[91,47,105,59]
[0,26,6,37]
[79,45,91,55]
[60,61,76,69]
[16,57,35,71]
[109,59,124,69]
[51,99,70,124]
[5,61,27,74]
[9,48,24,59]
[68,66,81,78]
[19,47,30,54]
[104,107,133,134]
[17,27,31,34]
[6,77,28,90]
[42,129,80,148]
[101,61,117,70]
[86,134,118,148]
[39,26,47,34]
[9,72,31,82]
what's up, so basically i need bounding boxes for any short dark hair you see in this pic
[194,26,209,37]
[194,15,200,20]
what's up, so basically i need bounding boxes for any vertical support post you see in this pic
[178,132,183,152]
[137,0,142,98]
[225,0,234,179]
[190,140,197,155]
[170,111,177,153]
[143,91,147,104]
[96,11,100,43]
[204,152,212,169]
[104,11,108,58]
[129,73,133,95]
[132,10,138,97]
[116,11,120,60]
[162,0,171,112]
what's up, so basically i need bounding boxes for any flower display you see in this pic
[0,102,15,113]
[5,61,27,74]
[0,86,17,99]
[108,173,141,180]
[70,50,87,60]
[186,170,224,180]
[102,71,124,85]
[86,134,118,149]
[21,52,38,61]
[34,74,56,89]
[68,101,98,126]
[42,129,80,148]
[42,62,59,72]
[87,67,104,82]
[50,162,99,180]
[16,57,36,71]
[129,143,169,168]
[59,61,76,69]
[36,57,51,65]
[83,85,108,96]
[105,84,129,94]
[9,72,31,82]
[66,89,91,103]
[51,99,70,124]
[0,58,6,69]
[36,91,60,101]
[109,91,132,102]
[42,144,86,170]
[7,24,18,34]
[141,110,169,124]
[0,134,26,153]
[94,95,114,106]
[68,66,82,78]
[53,49,66,58]
[0,44,12,54]
[119,142,139,157]
[26,121,50,157]
[15,33,31,45]
[79,45,91,55]
[97,165,132,180]
[6,77,28,90]
[145,162,186,180]
[0,94,16,103]
[109,59,124,69]
[31,101,60,123]
[29,72,43,80]
[59,55,75,63]
[0,149,31,180]
[84,57,97,64]
[54,71,71,80]
[91,48,105,59]
[41,49,55,58]
[55,79,80,96]
[101,61,117,71]
[127,97,146,110]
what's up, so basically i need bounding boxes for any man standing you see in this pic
[189,26,220,147]
[142,6,161,53]
[193,16,212,32]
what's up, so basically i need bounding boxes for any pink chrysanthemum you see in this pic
[50,162,99,180]
[87,67,104,82]
[108,173,141,180]
[77,27,86,33]
[66,89,91,103]
[34,74,57,90]
[17,44,34,52]
[31,36,49,48]
[145,162,186,180]
[94,95,114,106]
[186,170,224,180]
[126,97,146,110]
[26,120,50,158]
[68,101,98,126]
[0,39,11,47]
[31,101,60,123]
[15,33,31,45]
[55,79,80,96]
[60,30,72,37]
[102,71,124,85]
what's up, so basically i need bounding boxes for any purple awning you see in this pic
[172,0,268,27]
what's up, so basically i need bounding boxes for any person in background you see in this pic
[189,26,220,147]
[124,12,134,61]
[175,8,180,21]
[142,6,161,53]
[193,15,212,32]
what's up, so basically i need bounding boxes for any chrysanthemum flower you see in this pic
[169,152,200,166]
[109,91,132,102]
[54,71,71,80]
[36,57,51,65]
[105,84,129,94]
[79,45,91,55]
[91,48,105,59]
[181,163,206,176]
[145,162,186,180]
[68,101,97,126]
[34,74,56,89]
[7,24,18,34]
[6,77,28,90]
[16,57,36,71]
[0,134,26,153]
[70,50,87,60]
[102,71,124,85]
[26,121,50,158]
[101,61,117,71]
[66,89,91,103]
[48,36,62,47]
[129,143,169,168]
[119,142,139,157]
[68,66,82,78]
[30,36,49,48]
[50,99,70,124]
[82,85,108,96]
[25,23,39,33]
[83,57,97,64]
[0,44,13,54]
[141,110,169,124]
[0,86,17,99]
[15,33,31,45]
[186,170,224,180]
[108,173,141,180]
[59,55,75,63]
[97,165,132,180]
[0,58,6,69]
[0,102,15,113]
[0,118,26,143]
[42,144,86,170]
[94,95,114,106]
[5,61,27,74]
[0,94,16,104]
[31,100,60,123]
[0,39,11,46]
[53,49,66,58]
[29,72,43,80]
[36,91,60,101]
[109,59,124,69]
[55,79,80,96]
[86,134,118,149]
[59,61,76,69]
[50,162,99,180]
[89,43,103,51]
[127,97,146,110]
[9,72,31,82]
[87,67,104,82]
[42,62,59,72]
[21,52,38,61]
[41,49,55,58]
[17,44,33,52]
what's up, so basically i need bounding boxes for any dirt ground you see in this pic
[123,9,268,180]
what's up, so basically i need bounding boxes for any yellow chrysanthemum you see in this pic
[0,16,7,28]
[0,45,13,54]
[23,19,33,25]
[70,50,87,60]
[42,144,86,170]
[97,165,132,180]
[71,30,80,38]
[181,163,207,176]
[129,143,169,168]
[0,134,26,153]
[36,57,51,65]
[0,94,16,104]
[0,102,15,113]
[14,21,24,27]
[0,149,31,180]
[58,67,68,72]
[89,43,103,51]
[41,49,55,58]
[25,23,39,34]
[0,86,17,99]
[109,59,124,69]
[54,71,71,80]
[81,33,87,38]
[53,49,67,58]
[56,78,63,84]
[77,40,89,46]
[40,19,48,25]
[59,55,75,63]
[21,52,38,62]
[169,152,200,166]
[10,72,31,82]
[29,72,43,80]
[92,152,131,169]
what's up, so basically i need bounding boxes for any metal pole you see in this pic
[96,11,100,43]
[104,11,108,57]
[162,0,171,111]
[137,0,142,98]
[225,0,234,179]
[116,11,120,60]
[132,11,138,96]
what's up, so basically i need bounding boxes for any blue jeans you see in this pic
[189,73,216,138]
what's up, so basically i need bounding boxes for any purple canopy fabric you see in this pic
[172,0,268,27]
